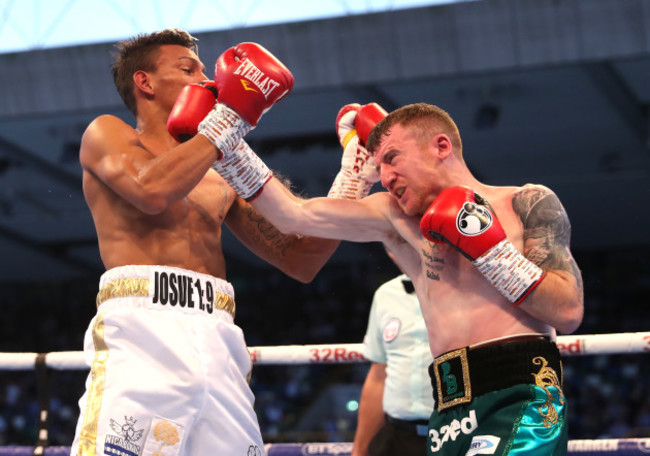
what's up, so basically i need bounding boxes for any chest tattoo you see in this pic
[422,243,445,281]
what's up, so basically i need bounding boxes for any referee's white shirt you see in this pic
[362,274,435,420]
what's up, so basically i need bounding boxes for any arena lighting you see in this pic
[0,0,480,54]
[346,400,359,412]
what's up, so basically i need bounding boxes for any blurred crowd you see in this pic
[0,246,648,446]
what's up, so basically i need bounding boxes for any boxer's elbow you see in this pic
[282,258,326,283]
[133,188,174,215]
[287,267,318,284]
[279,237,339,283]
[556,300,584,334]
[544,271,584,334]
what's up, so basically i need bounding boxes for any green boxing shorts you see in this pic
[427,336,567,456]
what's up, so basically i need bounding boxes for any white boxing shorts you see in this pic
[70,265,265,456]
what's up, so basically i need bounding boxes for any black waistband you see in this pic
[385,414,429,435]
[428,336,562,412]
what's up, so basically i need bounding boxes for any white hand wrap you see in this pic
[472,239,546,305]
[211,140,272,201]
[198,103,253,155]
[328,135,380,200]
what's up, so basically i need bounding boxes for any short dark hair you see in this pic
[111,29,198,117]
[366,103,463,158]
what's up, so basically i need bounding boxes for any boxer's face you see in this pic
[146,44,208,113]
[374,123,438,216]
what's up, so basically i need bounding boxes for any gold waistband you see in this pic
[96,277,236,318]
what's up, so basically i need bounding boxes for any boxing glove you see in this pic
[198,43,294,156]
[356,103,387,146]
[214,42,293,127]
[328,102,387,200]
[167,81,218,142]
[420,186,546,305]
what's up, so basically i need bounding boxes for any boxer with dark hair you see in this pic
[74,29,357,455]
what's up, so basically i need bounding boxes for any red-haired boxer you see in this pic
[74,30,340,456]
[208,102,584,456]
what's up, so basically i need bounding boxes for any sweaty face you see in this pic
[374,124,437,216]
[150,45,208,112]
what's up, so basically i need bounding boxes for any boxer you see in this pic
[208,102,583,456]
[74,30,338,456]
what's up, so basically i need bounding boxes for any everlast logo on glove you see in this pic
[233,58,281,99]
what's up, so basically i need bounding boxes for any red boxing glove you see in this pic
[356,103,387,146]
[214,42,294,127]
[420,186,546,305]
[198,43,293,156]
[335,103,362,150]
[420,186,505,260]
[335,102,387,149]
[329,102,387,200]
[167,81,218,142]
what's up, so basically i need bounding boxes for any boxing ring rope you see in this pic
[0,332,648,455]
[1,332,649,370]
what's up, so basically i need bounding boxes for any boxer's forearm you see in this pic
[254,178,387,243]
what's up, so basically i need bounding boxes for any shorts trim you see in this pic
[96,265,236,319]
[429,336,563,413]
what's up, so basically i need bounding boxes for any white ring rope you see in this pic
[0,332,648,371]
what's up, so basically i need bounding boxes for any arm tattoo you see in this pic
[245,205,299,257]
[512,186,581,285]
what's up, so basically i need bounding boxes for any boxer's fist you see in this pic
[420,186,506,260]
[356,103,388,146]
[335,103,362,150]
[329,103,387,200]
[214,42,294,126]
[335,102,387,149]
[167,81,218,142]
[420,185,545,305]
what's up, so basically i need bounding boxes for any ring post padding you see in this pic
[32,354,50,456]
